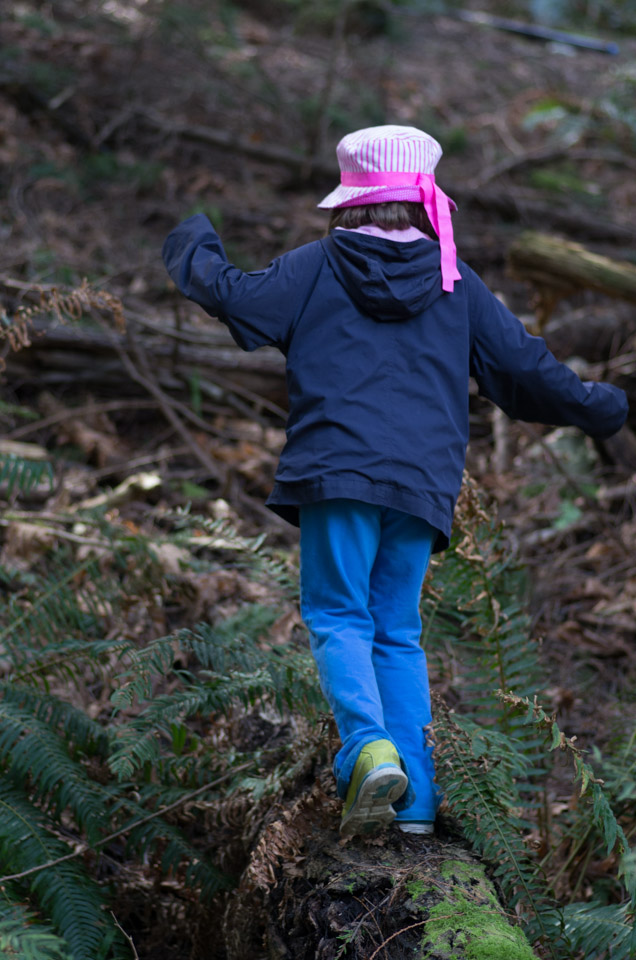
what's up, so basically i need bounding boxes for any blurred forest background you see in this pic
[1,1,636,958]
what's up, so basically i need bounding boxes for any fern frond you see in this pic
[433,696,565,956]
[7,637,132,695]
[500,692,636,905]
[422,482,544,730]
[105,787,230,901]
[0,554,118,664]
[0,695,113,843]
[0,900,72,960]
[0,683,110,754]
[0,456,53,498]
[1,278,125,365]
[109,667,273,778]
[171,507,299,597]
[0,782,121,960]
[562,901,636,960]
[109,608,321,779]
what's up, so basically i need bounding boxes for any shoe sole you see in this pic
[395,821,435,835]
[340,765,408,838]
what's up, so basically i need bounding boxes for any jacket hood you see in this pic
[321,230,446,321]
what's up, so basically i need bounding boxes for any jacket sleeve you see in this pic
[466,268,628,440]
[162,213,312,352]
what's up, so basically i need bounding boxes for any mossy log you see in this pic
[222,771,540,960]
[508,231,636,329]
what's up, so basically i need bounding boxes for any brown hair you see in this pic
[328,201,433,236]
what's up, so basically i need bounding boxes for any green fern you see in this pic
[171,506,300,597]
[0,782,125,960]
[0,683,110,757]
[422,482,544,727]
[562,901,636,960]
[424,481,636,958]
[0,553,120,663]
[0,695,111,844]
[433,697,566,957]
[0,901,73,960]
[0,501,320,954]
[501,694,636,908]
[109,605,321,779]
[0,455,53,498]
[106,792,229,901]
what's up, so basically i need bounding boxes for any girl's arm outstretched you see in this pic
[466,268,628,440]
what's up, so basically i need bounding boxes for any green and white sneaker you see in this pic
[340,739,408,838]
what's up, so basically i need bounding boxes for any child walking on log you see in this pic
[162,125,628,838]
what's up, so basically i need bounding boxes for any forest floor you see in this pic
[1,1,635,957]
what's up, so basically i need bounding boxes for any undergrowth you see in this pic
[427,476,636,960]
[0,482,323,959]
[0,436,633,958]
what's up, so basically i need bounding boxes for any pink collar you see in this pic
[335,225,431,242]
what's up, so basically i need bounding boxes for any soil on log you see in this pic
[222,770,538,960]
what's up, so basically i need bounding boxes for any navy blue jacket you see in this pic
[162,213,628,551]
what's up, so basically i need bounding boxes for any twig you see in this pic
[137,107,339,179]
[0,762,253,884]
[125,308,226,346]
[184,369,288,423]
[113,337,224,481]
[90,444,192,481]
[92,104,138,148]
[8,399,159,440]
[597,477,636,503]
[471,145,574,191]
[454,10,619,55]
[367,916,452,960]
[127,341,232,440]
[0,517,109,548]
[110,913,140,960]
[472,145,636,191]
[335,894,391,960]
[182,371,281,428]
[306,0,350,163]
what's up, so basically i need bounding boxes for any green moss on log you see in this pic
[417,860,536,960]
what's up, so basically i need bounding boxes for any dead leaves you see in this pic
[1,280,126,371]
[0,519,56,569]
[38,392,129,467]
[242,776,338,891]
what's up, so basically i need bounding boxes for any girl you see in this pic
[162,125,628,838]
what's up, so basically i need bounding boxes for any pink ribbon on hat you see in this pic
[340,171,461,293]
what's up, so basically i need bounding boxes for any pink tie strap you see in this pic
[341,171,432,187]
[340,171,460,293]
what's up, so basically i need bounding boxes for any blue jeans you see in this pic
[299,499,440,821]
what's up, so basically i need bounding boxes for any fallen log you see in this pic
[509,230,636,329]
[133,112,636,245]
[222,769,540,960]
[509,231,636,301]
[3,316,288,410]
[454,10,620,55]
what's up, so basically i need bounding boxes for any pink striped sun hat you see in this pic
[318,125,461,292]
